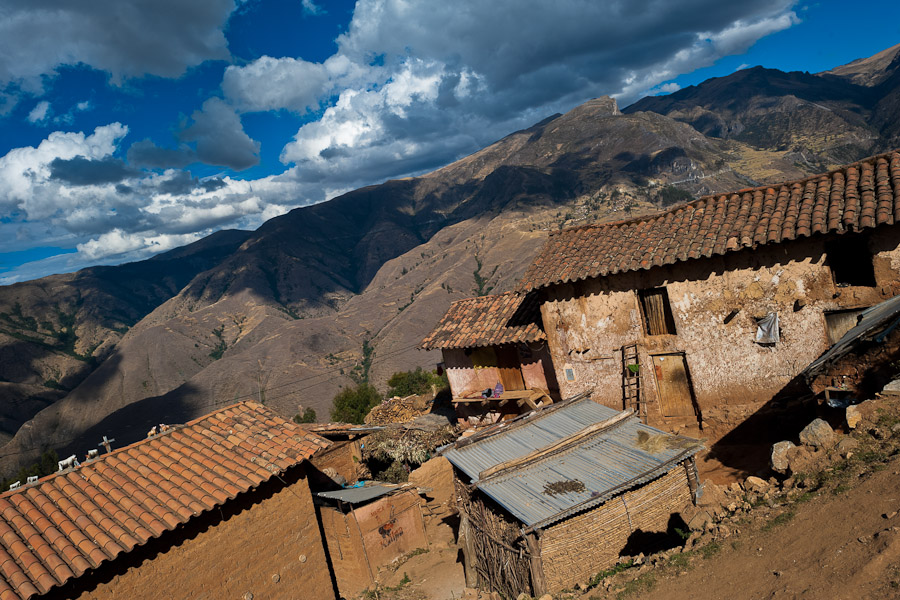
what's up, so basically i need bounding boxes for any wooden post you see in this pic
[525,531,547,597]
[683,457,700,503]
[458,512,478,587]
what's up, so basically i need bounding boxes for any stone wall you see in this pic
[539,228,900,440]
[540,466,692,592]
[61,465,335,600]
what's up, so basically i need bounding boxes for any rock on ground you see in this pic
[799,418,836,449]
[771,441,796,474]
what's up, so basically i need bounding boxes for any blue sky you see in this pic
[0,0,898,284]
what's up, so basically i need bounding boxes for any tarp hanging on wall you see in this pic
[755,312,780,344]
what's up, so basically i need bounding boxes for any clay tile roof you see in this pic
[419,292,545,350]
[0,402,328,599]
[519,150,900,291]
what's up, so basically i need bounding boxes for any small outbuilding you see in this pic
[0,402,336,600]
[420,292,560,426]
[316,484,429,598]
[442,394,702,597]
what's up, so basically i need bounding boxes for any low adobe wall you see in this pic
[539,465,692,592]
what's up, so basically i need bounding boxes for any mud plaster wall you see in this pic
[539,228,900,440]
[444,348,506,397]
[320,490,428,598]
[67,466,335,600]
[539,466,691,592]
[311,439,362,484]
[443,346,555,398]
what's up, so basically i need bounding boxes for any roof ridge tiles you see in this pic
[521,149,900,291]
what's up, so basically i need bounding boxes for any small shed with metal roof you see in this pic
[315,483,428,599]
[441,394,702,597]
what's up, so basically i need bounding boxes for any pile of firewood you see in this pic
[365,394,430,425]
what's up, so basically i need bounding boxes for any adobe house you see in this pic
[316,485,428,598]
[518,150,900,442]
[420,292,560,425]
[0,402,336,600]
[442,394,702,597]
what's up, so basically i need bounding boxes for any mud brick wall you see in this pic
[319,503,373,599]
[62,466,335,600]
[311,438,363,484]
[540,466,692,592]
[319,490,427,599]
[539,228,900,442]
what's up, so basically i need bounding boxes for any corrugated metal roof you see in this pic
[804,293,900,378]
[442,396,702,530]
[317,484,396,505]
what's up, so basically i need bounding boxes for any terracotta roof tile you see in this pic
[420,291,546,350]
[520,151,900,291]
[0,402,328,599]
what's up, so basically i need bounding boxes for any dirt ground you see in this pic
[597,454,900,600]
[370,546,467,599]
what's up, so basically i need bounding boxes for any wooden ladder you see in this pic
[622,343,645,422]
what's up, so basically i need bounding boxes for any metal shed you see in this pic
[442,394,702,596]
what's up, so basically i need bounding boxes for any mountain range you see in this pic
[1,44,900,473]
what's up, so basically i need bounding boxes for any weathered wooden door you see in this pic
[651,354,696,417]
[496,345,526,391]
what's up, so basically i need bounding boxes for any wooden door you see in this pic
[651,354,696,417]
[496,345,526,391]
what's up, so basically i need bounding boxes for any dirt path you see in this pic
[589,455,900,600]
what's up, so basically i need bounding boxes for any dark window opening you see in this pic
[638,287,677,335]
[826,235,876,287]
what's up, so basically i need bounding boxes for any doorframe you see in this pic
[648,351,701,424]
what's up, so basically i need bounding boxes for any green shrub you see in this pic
[293,408,317,423]
[331,383,382,424]
[386,367,447,397]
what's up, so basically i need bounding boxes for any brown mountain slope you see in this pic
[0,229,251,443]
[824,42,900,86]
[0,96,811,473]
[624,44,900,170]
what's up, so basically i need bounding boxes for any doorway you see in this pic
[650,353,697,418]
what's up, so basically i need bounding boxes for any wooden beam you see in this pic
[524,532,547,598]
[477,409,634,480]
